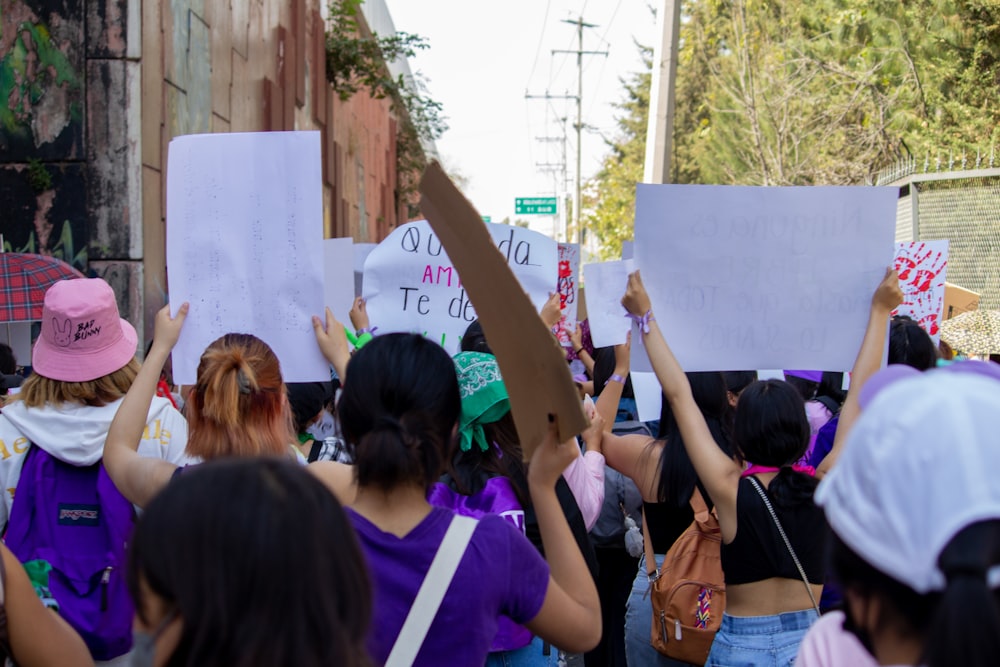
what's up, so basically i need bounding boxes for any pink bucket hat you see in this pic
[32,278,138,382]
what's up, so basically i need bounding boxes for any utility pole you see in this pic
[553,17,607,247]
[525,93,576,241]
[644,0,682,184]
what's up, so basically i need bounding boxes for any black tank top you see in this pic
[720,476,829,585]
[643,480,714,554]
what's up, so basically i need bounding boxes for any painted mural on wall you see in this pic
[1,0,88,271]
[0,0,84,160]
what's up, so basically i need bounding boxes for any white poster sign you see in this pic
[556,243,580,346]
[166,131,328,385]
[354,243,377,298]
[324,238,356,323]
[893,240,948,342]
[631,371,663,423]
[583,260,634,348]
[362,220,558,353]
[634,184,897,371]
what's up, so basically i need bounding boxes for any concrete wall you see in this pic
[2,0,409,343]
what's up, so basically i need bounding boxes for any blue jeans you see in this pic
[705,610,818,667]
[624,554,692,667]
[485,636,563,667]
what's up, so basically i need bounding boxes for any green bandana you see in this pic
[453,352,510,452]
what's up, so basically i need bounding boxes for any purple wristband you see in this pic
[356,326,378,336]
[626,310,655,334]
[604,373,626,387]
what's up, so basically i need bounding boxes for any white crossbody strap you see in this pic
[384,515,478,667]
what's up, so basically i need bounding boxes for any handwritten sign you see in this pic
[634,184,898,371]
[556,243,580,346]
[420,162,587,455]
[324,237,356,324]
[583,260,634,347]
[166,131,328,385]
[362,220,557,354]
[893,240,948,342]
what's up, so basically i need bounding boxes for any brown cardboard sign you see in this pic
[943,282,980,320]
[419,162,588,458]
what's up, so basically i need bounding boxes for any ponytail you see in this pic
[338,333,461,495]
[355,413,446,493]
[923,521,1000,667]
[200,351,258,427]
[187,333,292,460]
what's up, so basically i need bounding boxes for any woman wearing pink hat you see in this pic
[0,277,193,666]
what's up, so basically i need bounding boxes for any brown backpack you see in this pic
[644,487,726,664]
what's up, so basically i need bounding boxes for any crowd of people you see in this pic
[0,265,997,667]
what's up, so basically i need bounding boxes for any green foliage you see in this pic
[324,0,447,213]
[25,158,52,193]
[584,0,1000,254]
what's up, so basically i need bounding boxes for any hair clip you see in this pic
[237,368,251,394]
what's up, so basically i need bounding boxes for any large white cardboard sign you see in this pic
[166,131,328,384]
[583,260,634,347]
[362,220,558,353]
[634,184,898,371]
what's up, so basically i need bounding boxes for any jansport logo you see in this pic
[58,504,100,526]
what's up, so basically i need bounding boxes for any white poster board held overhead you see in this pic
[362,220,557,354]
[324,237,356,324]
[555,243,580,346]
[166,131,328,385]
[893,240,948,343]
[634,184,898,372]
[583,260,634,348]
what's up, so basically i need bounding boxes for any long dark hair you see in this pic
[889,315,938,371]
[446,411,530,507]
[338,333,461,493]
[734,379,816,507]
[654,372,734,506]
[832,520,1000,667]
[128,459,371,667]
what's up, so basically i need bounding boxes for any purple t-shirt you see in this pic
[348,506,551,666]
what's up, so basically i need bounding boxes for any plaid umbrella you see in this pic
[0,253,85,323]
[940,309,1000,356]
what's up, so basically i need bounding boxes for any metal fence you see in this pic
[880,159,1000,310]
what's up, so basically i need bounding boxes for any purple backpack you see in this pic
[6,446,135,661]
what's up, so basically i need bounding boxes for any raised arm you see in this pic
[104,304,188,508]
[312,307,351,381]
[621,272,742,522]
[816,268,902,477]
[3,546,94,667]
[593,338,630,430]
[570,324,595,377]
[524,417,601,653]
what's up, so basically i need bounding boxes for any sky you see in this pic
[382,1,657,239]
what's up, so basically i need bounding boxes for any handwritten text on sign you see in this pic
[165,131,327,385]
[893,240,948,342]
[363,220,557,353]
[634,184,898,371]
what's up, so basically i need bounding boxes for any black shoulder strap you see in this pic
[815,396,841,415]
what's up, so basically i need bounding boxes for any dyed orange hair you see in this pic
[185,333,294,460]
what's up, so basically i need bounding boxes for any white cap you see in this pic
[816,362,1000,594]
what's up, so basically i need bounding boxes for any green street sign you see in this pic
[515,197,558,215]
